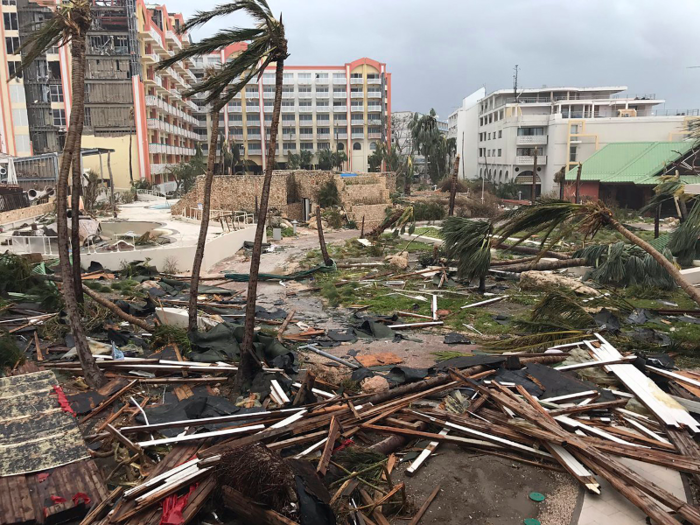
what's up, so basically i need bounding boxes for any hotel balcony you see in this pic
[246,133,261,140]
[335,131,348,139]
[516,135,548,146]
[515,155,547,165]
[317,133,331,139]
[367,104,382,112]
[333,77,347,84]
[333,106,347,113]
[351,132,364,139]
[282,106,296,113]
[298,92,313,99]
[333,92,347,99]
[166,30,182,50]
[367,77,381,85]
[368,132,382,139]
[351,92,364,99]
[350,78,363,85]
[367,91,382,99]
[299,134,314,141]
[298,106,313,113]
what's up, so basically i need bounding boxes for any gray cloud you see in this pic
[163,0,700,118]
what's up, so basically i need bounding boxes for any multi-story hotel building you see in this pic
[449,86,694,198]
[191,48,391,174]
[0,0,198,188]
[0,0,391,188]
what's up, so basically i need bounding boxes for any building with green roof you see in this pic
[563,141,700,209]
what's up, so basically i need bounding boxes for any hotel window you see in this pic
[498,130,502,138]
[52,108,66,127]
[2,0,17,5]
[4,12,18,30]
[318,142,330,150]
[50,85,63,102]
[299,114,312,122]
[497,149,502,157]
[570,146,577,162]
[315,72,329,80]
[298,73,311,80]
[298,86,311,93]
[5,37,19,54]
[7,61,21,79]
[333,73,345,81]
[283,72,293,81]
[282,114,295,122]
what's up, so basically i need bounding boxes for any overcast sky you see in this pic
[164,0,700,119]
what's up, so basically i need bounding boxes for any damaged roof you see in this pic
[566,141,700,185]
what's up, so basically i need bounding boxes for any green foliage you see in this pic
[443,217,492,283]
[317,180,341,208]
[575,242,675,289]
[323,209,344,229]
[286,152,301,170]
[491,181,519,199]
[530,290,594,331]
[131,179,152,190]
[299,150,313,169]
[0,334,24,370]
[0,253,32,295]
[432,350,470,361]
[266,226,295,238]
[82,169,101,211]
[167,150,206,195]
[84,281,112,293]
[367,145,384,172]
[412,201,445,221]
[317,149,347,170]
[151,325,192,354]
[668,199,700,266]
[409,109,451,184]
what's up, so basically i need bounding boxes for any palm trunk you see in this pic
[448,154,460,216]
[606,216,700,307]
[57,29,104,388]
[495,257,588,273]
[187,114,220,333]
[316,205,332,266]
[237,57,285,388]
[574,163,583,204]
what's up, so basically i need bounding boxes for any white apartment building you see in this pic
[392,110,448,175]
[449,86,694,197]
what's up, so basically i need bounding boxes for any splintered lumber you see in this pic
[317,416,340,476]
[555,356,636,371]
[106,424,142,454]
[297,344,360,369]
[270,380,290,405]
[277,309,296,343]
[137,424,265,448]
[80,486,123,525]
[545,443,600,494]
[81,380,138,423]
[220,486,299,525]
[293,437,328,459]
[589,335,700,432]
[359,490,391,525]
[407,428,448,476]
[461,296,506,309]
[485,381,700,524]
[547,399,629,417]
[409,485,440,525]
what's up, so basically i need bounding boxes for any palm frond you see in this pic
[442,217,492,282]
[640,175,688,214]
[157,27,265,71]
[181,0,272,33]
[667,198,700,265]
[479,330,585,353]
[530,290,594,330]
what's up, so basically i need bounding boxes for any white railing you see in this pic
[350,78,363,84]
[333,77,346,84]
[367,104,382,111]
[367,78,381,84]
[368,132,382,139]
[247,133,261,140]
[352,132,364,139]
[298,106,313,113]
[0,234,57,256]
[336,132,348,139]
[282,106,296,113]
[333,106,347,112]
[516,135,548,145]
[315,92,330,98]
[282,92,295,99]
[181,208,254,229]
[367,91,382,98]
[515,155,548,165]
[166,30,182,50]
[333,92,347,99]
[298,92,313,99]
[299,134,314,141]
[351,92,364,99]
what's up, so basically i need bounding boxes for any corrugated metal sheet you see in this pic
[565,141,695,185]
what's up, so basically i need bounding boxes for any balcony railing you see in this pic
[367,104,382,112]
[298,106,313,113]
[315,92,330,98]
[350,78,363,84]
[317,133,330,139]
[351,92,364,99]
[516,135,548,145]
[282,92,295,99]
[333,92,347,99]
[335,132,348,139]
[263,91,274,98]
[247,133,261,140]
[246,105,260,112]
[245,91,259,98]
[299,134,314,141]
[229,106,243,112]
[297,77,312,84]
[282,106,296,113]
[367,77,381,85]
[298,92,313,99]
[515,155,547,165]
[367,91,382,98]
[334,106,347,112]
[367,118,382,125]
[351,119,364,125]
[368,132,382,139]
[333,77,347,84]
[263,77,275,85]
[351,132,364,138]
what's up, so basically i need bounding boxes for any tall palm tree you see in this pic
[159,0,288,387]
[445,199,700,306]
[14,0,104,387]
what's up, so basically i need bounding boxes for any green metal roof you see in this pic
[565,141,695,185]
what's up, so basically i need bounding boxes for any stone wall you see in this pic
[0,200,55,227]
[171,174,289,216]
[347,204,390,229]
[171,170,395,223]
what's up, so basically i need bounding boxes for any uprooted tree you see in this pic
[444,198,700,307]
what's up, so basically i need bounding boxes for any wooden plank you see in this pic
[317,416,340,476]
[106,424,142,455]
[409,485,440,525]
[81,380,137,423]
[407,428,448,476]
[80,486,123,525]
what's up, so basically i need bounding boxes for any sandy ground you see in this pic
[206,228,582,524]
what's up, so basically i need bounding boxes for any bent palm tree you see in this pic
[159,0,288,387]
[445,199,700,307]
[14,0,104,387]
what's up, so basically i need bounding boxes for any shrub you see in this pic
[317,180,341,208]
[412,201,446,221]
[0,334,24,370]
[438,178,469,193]
[323,209,344,229]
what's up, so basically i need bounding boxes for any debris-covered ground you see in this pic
[2,207,700,525]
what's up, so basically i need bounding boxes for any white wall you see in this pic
[453,88,485,180]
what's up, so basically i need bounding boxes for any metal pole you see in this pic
[298,344,360,369]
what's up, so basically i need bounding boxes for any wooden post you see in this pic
[531,147,538,204]
[316,205,332,266]
[655,205,661,239]
[448,154,460,217]
[360,216,365,239]
[107,151,116,218]
[574,162,583,204]
[558,166,565,200]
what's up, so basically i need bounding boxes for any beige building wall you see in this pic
[81,134,140,189]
